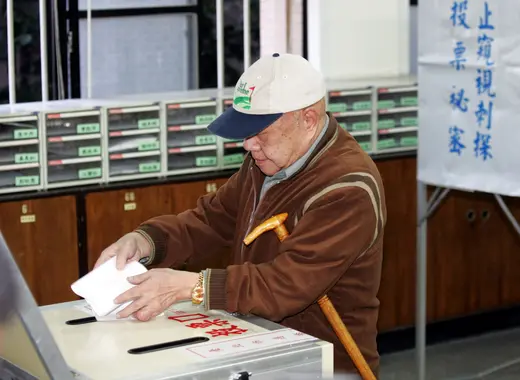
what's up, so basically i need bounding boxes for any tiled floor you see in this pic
[380,328,520,380]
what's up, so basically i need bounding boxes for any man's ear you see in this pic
[302,106,320,132]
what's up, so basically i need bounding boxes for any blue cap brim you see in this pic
[207,106,283,140]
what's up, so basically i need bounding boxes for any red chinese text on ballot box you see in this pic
[168,313,249,338]
[166,310,316,359]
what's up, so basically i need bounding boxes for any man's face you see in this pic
[243,104,322,176]
[244,113,302,176]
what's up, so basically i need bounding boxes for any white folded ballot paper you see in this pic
[70,257,148,321]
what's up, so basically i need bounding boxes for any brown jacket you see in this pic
[136,115,386,375]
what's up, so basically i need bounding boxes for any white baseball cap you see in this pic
[208,53,326,140]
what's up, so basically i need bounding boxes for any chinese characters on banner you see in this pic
[448,1,495,161]
[418,1,520,196]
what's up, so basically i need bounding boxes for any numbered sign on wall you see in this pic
[417,1,520,196]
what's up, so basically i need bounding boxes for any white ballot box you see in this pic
[40,300,333,379]
[0,232,333,379]
[1,249,334,380]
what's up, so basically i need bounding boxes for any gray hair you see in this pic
[0,250,17,322]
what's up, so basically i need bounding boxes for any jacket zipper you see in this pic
[240,164,258,262]
[240,163,282,262]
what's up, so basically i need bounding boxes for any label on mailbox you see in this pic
[223,153,244,165]
[352,101,372,111]
[138,141,160,151]
[195,135,217,145]
[138,119,160,129]
[359,142,372,151]
[78,146,101,157]
[78,168,102,179]
[196,156,217,167]
[15,176,40,187]
[195,114,217,125]
[13,129,38,140]
[377,138,397,149]
[401,136,418,146]
[377,100,396,110]
[378,119,396,129]
[400,97,418,106]
[401,117,418,126]
[139,162,161,173]
[327,103,347,113]
[352,122,371,131]
[15,153,39,164]
[77,123,100,134]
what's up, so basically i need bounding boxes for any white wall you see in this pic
[306,0,410,80]
[259,0,303,56]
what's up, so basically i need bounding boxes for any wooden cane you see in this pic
[243,213,376,380]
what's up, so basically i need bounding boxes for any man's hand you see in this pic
[114,269,199,321]
[94,232,152,270]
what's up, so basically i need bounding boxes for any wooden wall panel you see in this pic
[375,156,520,330]
[427,190,514,321]
[0,196,79,305]
[85,178,231,272]
[427,190,480,320]
[85,184,178,271]
[172,178,232,272]
[467,193,502,312]
[375,156,418,331]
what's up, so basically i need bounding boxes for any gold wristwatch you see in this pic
[191,271,204,305]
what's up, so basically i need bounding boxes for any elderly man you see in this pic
[96,53,386,377]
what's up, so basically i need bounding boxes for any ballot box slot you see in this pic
[127,336,210,355]
[65,316,97,325]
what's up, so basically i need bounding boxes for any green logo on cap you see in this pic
[233,81,256,110]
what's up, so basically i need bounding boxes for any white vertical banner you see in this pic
[418,1,520,196]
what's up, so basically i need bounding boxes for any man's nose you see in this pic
[243,137,258,151]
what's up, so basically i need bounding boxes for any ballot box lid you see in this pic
[0,233,75,380]
[40,300,334,380]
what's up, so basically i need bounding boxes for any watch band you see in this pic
[191,271,204,305]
